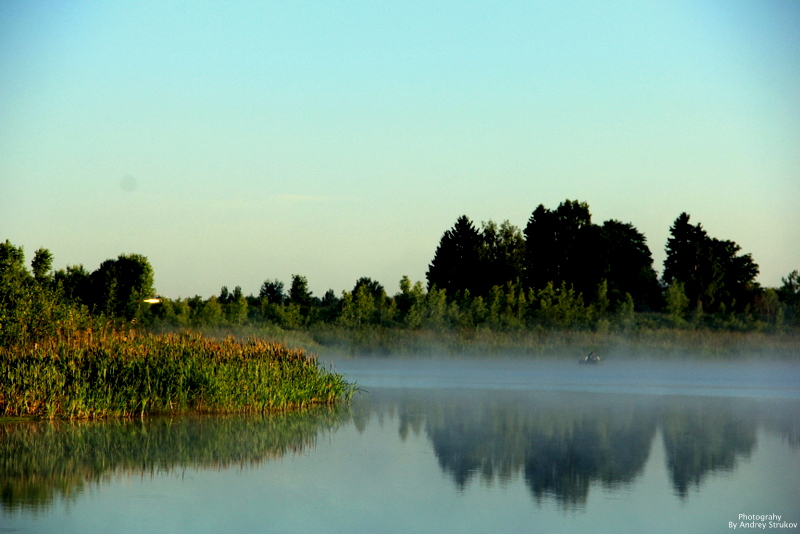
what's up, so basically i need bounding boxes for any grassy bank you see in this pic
[0,329,356,419]
[179,323,800,359]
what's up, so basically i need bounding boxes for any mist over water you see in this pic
[330,355,800,399]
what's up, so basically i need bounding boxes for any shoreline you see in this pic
[179,325,800,359]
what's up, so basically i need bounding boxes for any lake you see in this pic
[2,357,799,533]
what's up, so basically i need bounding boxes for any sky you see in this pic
[1,0,798,299]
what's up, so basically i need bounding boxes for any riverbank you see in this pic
[0,330,356,419]
[178,324,800,359]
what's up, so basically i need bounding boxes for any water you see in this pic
[2,357,799,533]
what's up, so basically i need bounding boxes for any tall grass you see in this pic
[0,329,356,419]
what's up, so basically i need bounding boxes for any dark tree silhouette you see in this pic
[598,220,661,309]
[427,215,483,295]
[352,277,385,299]
[219,286,231,304]
[778,271,799,306]
[523,204,559,289]
[258,279,285,304]
[54,265,92,303]
[663,213,710,307]
[523,200,596,296]
[479,220,525,294]
[522,200,659,309]
[663,213,758,312]
[289,274,313,307]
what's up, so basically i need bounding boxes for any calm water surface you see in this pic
[2,357,799,533]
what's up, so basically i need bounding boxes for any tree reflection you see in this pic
[660,398,757,497]
[3,389,798,513]
[358,390,799,507]
[0,406,348,512]
[423,392,657,508]
[522,402,655,507]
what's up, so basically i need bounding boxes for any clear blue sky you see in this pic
[2,0,798,298]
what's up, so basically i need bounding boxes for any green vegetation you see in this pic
[0,330,355,419]
[0,241,355,419]
[2,199,799,362]
[135,201,796,350]
[136,203,795,355]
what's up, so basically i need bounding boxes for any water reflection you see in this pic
[660,397,757,497]
[0,406,349,512]
[351,390,799,506]
[2,390,798,515]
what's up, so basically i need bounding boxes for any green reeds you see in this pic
[0,330,356,419]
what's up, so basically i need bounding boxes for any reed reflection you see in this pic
[0,406,349,512]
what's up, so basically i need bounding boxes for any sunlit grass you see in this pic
[0,329,356,419]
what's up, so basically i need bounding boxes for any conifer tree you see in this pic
[427,215,483,296]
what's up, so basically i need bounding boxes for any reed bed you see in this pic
[0,330,356,419]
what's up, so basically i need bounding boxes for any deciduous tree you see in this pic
[480,220,525,295]
[89,254,155,320]
[289,275,312,307]
[663,213,758,312]
[259,279,285,305]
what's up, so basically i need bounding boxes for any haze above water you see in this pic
[3,356,799,534]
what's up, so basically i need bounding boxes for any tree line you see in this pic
[2,199,799,343]
[428,200,762,315]
[428,200,663,310]
[0,241,155,346]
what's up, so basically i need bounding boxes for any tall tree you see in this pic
[259,279,285,305]
[55,265,92,304]
[710,238,759,311]
[597,220,660,309]
[1,241,89,346]
[427,215,483,296]
[778,270,800,324]
[352,277,385,299]
[289,274,313,307]
[31,248,53,283]
[525,200,599,295]
[523,204,559,289]
[523,201,658,310]
[663,213,758,312]
[351,277,389,323]
[89,254,156,320]
[480,220,525,294]
[523,200,595,295]
[0,241,27,291]
[663,213,710,307]
[778,270,799,306]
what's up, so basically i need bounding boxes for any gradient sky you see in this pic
[2,1,798,298]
